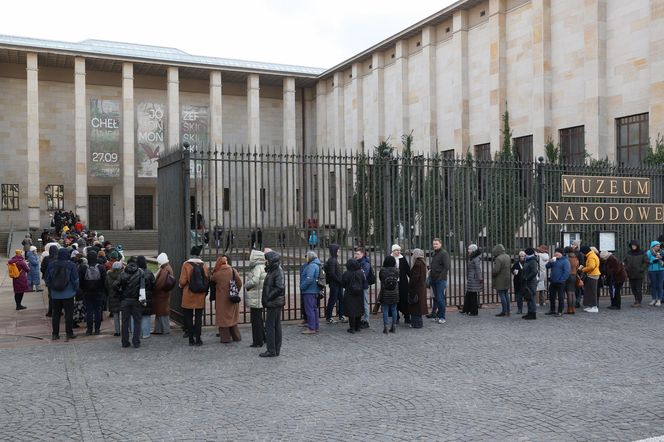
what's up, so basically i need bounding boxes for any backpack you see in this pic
[383,271,399,291]
[348,272,364,294]
[316,263,326,290]
[229,269,241,303]
[7,262,20,279]
[188,262,209,294]
[83,264,101,289]
[51,262,70,291]
[366,267,376,286]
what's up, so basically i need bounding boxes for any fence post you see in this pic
[536,156,545,246]
[384,157,393,255]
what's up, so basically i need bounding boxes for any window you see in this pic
[329,171,337,212]
[1,184,19,211]
[617,113,649,167]
[513,135,533,196]
[474,144,490,200]
[223,188,230,212]
[259,188,266,212]
[46,184,64,211]
[560,126,585,164]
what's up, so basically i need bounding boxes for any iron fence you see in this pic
[159,145,664,325]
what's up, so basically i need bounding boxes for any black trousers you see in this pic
[14,293,24,308]
[548,282,565,313]
[629,278,643,303]
[52,297,74,337]
[610,282,624,308]
[462,291,479,315]
[121,298,143,346]
[348,316,362,331]
[182,307,203,341]
[250,307,265,346]
[265,307,282,355]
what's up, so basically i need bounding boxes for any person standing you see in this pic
[21,234,32,255]
[115,257,145,348]
[580,245,601,313]
[429,238,451,324]
[179,246,209,346]
[564,247,579,315]
[600,251,627,310]
[512,251,526,314]
[105,261,124,336]
[392,244,411,324]
[80,250,107,335]
[354,247,374,329]
[152,253,173,335]
[136,256,156,339]
[623,240,648,307]
[244,249,267,347]
[379,255,400,334]
[492,244,511,317]
[260,251,285,357]
[45,248,80,340]
[536,245,550,308]
[646,241,664,307]
[41,245,58,317]
[324,244,345,324]
[27,246,42,292]
[408,248,428,328]
[211,255,243,343]
[461,244,482,316]
[300,251,322,335]
[521,248,539,320]
[545,248,570,317]
[8,250,30,310]
[308,230,318,250]
[572,240,586,308]
[341,258,365,334]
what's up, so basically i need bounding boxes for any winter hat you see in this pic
[30,246,37,252]
[383,255,397,267]
[71,243,78,250]
[599,250,611,260]
[191,245,203,256]
[391,244,401,252]
[468,244,478,253]
[112,261,124,270]
[580,245,591,254]
[525,247,535,256]
[650,240,660,249]
[98,235,104,243]
[110,251,119,260]
[136,256,147,270]
[14,249,22,255]
[70,250,79,258]
[157,253,169,266]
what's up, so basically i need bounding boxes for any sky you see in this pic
[1,0,456,69]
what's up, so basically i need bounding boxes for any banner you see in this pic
[89,99,121,178]
[136,102,165,178]
[181,105,209,178]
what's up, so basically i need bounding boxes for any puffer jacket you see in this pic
[27,250,40,286]
[262,251,285,308]
[646,241,664,272]
[466,249,483,292]
[378,266,399,304]
[623,240,648,279]
[245,249,267,309]
[41,245,58,279]
[8,254,30,293]
[546,255,571,284]
[114,261,144,300]
[300,258,322,294]
[105,267,123,313]
[582,251,601,277]
[491,244,511,291]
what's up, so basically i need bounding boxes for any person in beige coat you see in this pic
[179,246,209,346]
[211,255,243,343]
[244,249,267,347]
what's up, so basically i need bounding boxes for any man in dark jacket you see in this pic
[623,240,648,307]
[80,251,107,335]
[41,245,58,317]
[114,257,144,348]
[324,244,345,324]
[429,238,451,324]
[492,244,512,317]
[521,248,539,320]
[261,251,285,357]
[45,248,79,341]
[354,247,373,329]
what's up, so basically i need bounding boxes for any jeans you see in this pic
[113,313,121,334]
[52,297,74,337]
[362,289,369,322]
[325,283,343,320]
[182,307,203,341]
[431,279,447,319]
[84,296,103,332]
[130,315,151,338]
[548,282,565,313]
[303,293,319,331]
[121,298,143,346]
[497,289,510,313]
[382,303,397,326]
[648,271,664,301]
[265,307,282,355]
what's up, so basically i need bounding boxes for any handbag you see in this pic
[229,269,241,303]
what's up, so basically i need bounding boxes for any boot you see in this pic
[383,326,389,334]
[389,324,396,333]
[523,312,536,320]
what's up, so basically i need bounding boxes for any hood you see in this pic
[87,251,98,265]
[346,258,361,271]
[628,240,644,255]
[265,251,281,265]
[492,244,506,257]
[157,252,169,266]
[57,248,71,261]
[124,261,139,274]
[328,244,339,257]
[48,245,58,258]
[525,255,537,262]
[249,249,266,265]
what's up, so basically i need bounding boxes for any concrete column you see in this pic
[452,11,470,153]
[283,77,297,152]
[489,0,507,155]
[167,67,179,150]
[532,0,552,159]
[394,41,410,143]
[370,53,385,148]
[649,0,664,144]
[210,71,223,149]
[26,53,40,229]
[315,81,327,151]
[333,72,344,149]
[350,64,364,151]
[584,0,608,160]
[74,57,88,225]
[122,62,135,229]
[421,26,438,153]
[247,74,260,148]
[209,71,223,228]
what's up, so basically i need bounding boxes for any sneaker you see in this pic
[583,307,592,312]
[326,318,337,324]
[587,306,599,313]
[339,316,348,323]
[555,313,563,317]
[656,300,661,307]
[437,318,446,324]
[650,300,657,306]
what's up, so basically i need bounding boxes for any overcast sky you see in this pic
[1,0,456,68]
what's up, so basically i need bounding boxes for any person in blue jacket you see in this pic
[646,240,664,306]
[300,251,322,334]
[545,248,570,316]
[26,246,42,292]
[308,230,318,250]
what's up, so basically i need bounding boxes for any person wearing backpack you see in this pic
[114,257,145,348]
[341,258,365,334]
[178,246,209,346]
[260,251,285,357]
[79,250,107,335]
[45,248,80,340]
[152,253,174,335]
[324,244,345,324]
[211,255,244,344]
[300,251,322,335]
[379,256,400,334]
[8,249,30,310]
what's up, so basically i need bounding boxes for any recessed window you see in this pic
[391,53,395,59]
[559,126,585,165]
[1,184,19,211]
[617,113,649,167]
[46,184,64,211]
[368,64,372,69]
[349,73,352,78]
[474,144,491,200]
[513,136,534,196]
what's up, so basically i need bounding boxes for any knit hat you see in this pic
[98,250,106,257]
[650,240,660,249]
[110,251,119,260]
[157,252,169,266]
[391,244,401,252]
[468,244,478,253]
[112,261,124,270]
[599,250,611,260]
[71,243,78,250]
[70,250,79,258]
[525,247,535,256]
[29,246,37,252]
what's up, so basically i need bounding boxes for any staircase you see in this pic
[102,230,158,252]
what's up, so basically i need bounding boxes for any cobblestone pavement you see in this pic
[1,300,664,441]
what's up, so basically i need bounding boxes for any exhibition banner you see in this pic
[181,105,209,178]
[89,98,121,178]
[136,102,165,178]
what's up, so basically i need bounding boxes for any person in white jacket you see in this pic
[244,249,267,348]
[536,245,550,307]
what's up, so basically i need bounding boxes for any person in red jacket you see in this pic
[8,249,30,310]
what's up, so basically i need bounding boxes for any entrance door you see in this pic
[88,195,111,230]
[135,195,154,230]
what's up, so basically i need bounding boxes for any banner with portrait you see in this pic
[136,102,165,178]
[89,99,121,178]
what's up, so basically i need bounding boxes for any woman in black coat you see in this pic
[512,251,526,315]
[341,259,365,334]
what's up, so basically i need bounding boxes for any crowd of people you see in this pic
[7,220,663,357]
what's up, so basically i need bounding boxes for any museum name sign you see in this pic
[547,175,661,224]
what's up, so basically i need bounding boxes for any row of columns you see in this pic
[24,54,298,229]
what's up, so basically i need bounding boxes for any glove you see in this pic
[513,270,518,275]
